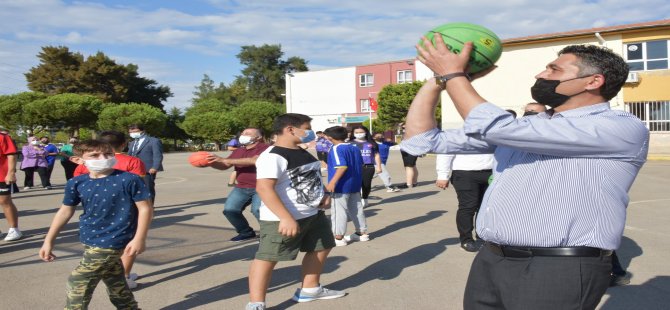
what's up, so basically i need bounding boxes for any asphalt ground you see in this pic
[1,151,669,310]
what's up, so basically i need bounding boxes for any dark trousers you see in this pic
[23,166,48,187]
[464,245,612,310]
[450,170,491,243]
[61,160,78,181]
[145,173,156,202]
[46,163,55,185]
[361,165,376,199]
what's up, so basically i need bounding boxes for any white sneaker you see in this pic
[127,273,138,281]
[386,187,400,193]
[4,228,23,241]
[344,233,370,242]
[334,238,348,247]
[126,277,138,289]
[23,187,31,190]
[292,286,346,302]
[361,199,368,208]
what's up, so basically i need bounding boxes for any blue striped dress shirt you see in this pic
[401,102,649,250]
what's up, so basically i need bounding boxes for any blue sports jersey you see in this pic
[63,170,151,249]
[351,140,378,165]
[327,143,363,193]
[377,142,390,164]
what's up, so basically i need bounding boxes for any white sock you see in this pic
[8,227,19,233]
[301,286,321,293]
[248,302,265,307]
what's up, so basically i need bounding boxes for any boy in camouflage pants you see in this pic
[39,140,153,309]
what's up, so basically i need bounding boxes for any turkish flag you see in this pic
[369,97,378,112]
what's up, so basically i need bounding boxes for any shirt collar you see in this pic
[546,102,610,119]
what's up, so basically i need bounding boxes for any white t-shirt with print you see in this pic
[255,145,324,221]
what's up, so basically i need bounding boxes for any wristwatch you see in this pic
[435,72,471,89]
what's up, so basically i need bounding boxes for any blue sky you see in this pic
[1,0,668,109]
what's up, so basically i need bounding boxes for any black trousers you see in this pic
[450,170,491,243]
[23,166,49,187]
[61,160,78,181]
[464,245,612,310]
[45,163,55,185]
[361,165,376,199]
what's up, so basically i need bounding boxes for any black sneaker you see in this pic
[230,233,258,242]
[461,241,479,252]
[397,184,409,189]
[609,273,631,287]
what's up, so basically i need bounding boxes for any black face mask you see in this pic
[530,76,589,108]
[523,111,539,116]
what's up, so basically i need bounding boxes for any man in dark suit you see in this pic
[127,124,163,201]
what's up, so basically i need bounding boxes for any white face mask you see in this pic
[84,158,117,172]
[31,140,40,146]
[238,135,256,145]
[354,133,366,140]
[129,132,142,139]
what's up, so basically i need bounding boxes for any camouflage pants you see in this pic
[65,246,138,310]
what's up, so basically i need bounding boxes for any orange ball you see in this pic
[188,151,212,168]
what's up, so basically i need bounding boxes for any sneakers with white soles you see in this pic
[4,228,23,241]
[246,302,265,310]
[292,286,346,302]
[386,187,400,192]
[127,273,138,281]
[126,277,138,289]
[334,238,348,247]
[344,233,370,242]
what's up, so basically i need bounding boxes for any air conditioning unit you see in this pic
[626,72,639,83]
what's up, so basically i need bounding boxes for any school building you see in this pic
[286,19,670,153]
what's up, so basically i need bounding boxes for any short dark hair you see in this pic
[324,126,348,141]
[73,140,114,157]
[99,131,126,150]
[558,45,629,101]
[272,113,312,135]
[127,124,145,131]
[316,131,323,135]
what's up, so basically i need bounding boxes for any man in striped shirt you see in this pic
[404,36,649,310]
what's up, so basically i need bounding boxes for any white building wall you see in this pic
[286,67,356,131]
[441,34,624,129]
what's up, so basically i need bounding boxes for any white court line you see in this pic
[155,176,188,185]
[628,198,670,205]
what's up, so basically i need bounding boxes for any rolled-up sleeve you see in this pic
[400,127,495,156]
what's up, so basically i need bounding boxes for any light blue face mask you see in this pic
[300,129,316,143]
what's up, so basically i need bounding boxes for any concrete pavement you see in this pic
[1,151,669,309]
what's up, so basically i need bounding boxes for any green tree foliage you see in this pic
[180,112,241,148]
[377,81,440,128]
[0,92,47,130]
[230,100,285,137]
[97,103,167,135]
[162,107,190,148]
[24,46,83,94]
[185,98,229,118]
[25,46,172,110]
[236,44,308,103]
[24,93,106,137]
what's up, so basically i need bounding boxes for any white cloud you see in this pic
[1,0,669,106]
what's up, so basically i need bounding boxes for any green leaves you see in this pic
[96,103,168,135]
[25,45,171,111]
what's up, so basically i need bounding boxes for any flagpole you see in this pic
[369,109,373,133]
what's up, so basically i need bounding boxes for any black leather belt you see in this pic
[485,242,613,258]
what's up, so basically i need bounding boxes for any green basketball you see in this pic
[420,22,503,74]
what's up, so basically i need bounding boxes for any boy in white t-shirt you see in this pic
[246,113,346,310]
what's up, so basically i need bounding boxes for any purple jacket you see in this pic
[21,145,48,169]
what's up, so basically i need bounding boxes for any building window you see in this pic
[626,101,670,132]
[359,73,374,87]
[397,70,413,84]
[361,99,371,112]
[625,40,669,71]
